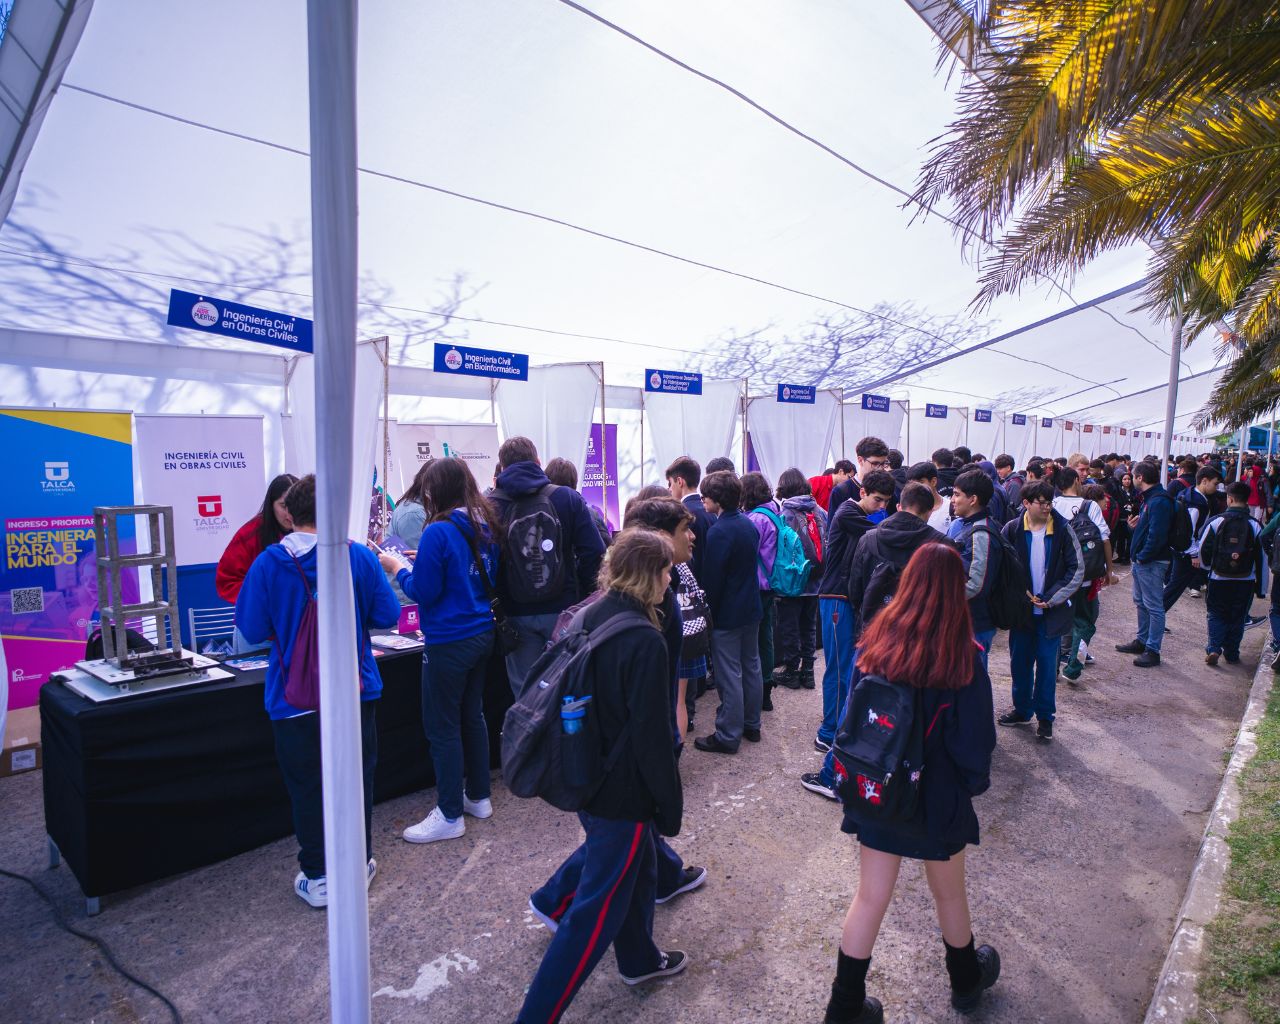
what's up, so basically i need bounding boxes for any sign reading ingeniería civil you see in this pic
[434,343,529,381]
[167,289,313,353]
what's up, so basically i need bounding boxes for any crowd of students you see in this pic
[212,435,1275,1024]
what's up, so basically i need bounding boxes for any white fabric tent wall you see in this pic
[746,389,840,481]
[287,342,383,539]
[643,377,742,478]
[966,411,1002,460]
[1033,418,1062,459]
[1003,416,1036,467]
[906,406,967,464]
[496,363,601,466]
[842,398,906,458]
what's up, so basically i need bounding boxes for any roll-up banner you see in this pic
[0,408,137,709]
[395,423,501,493]
[134,416,267,566]
[583,424,620,530]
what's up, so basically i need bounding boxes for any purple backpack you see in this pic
[280,550,321,711]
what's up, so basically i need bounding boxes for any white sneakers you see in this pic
[294,858,377,908]
[404,807,466,844]
[403,797,494,843]
[463,795,493,819]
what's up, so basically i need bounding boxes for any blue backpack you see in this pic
[752,506,811,597]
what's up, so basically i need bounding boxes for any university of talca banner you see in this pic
[394,422,501,492]
[135,415,267,566]
[0,408,136,709]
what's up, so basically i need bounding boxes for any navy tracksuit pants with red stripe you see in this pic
[517,812,662,1024]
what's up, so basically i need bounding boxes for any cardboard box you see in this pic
[1,705,42,778]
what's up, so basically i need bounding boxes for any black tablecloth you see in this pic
[41,646,513,898]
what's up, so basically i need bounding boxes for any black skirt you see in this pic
[841,815,973,861]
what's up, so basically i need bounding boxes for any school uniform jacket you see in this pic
[1001,509,1084,638]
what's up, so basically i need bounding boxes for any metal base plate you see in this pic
[75,650,219,686]
[63,654,232,702]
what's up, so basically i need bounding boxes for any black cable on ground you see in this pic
[0,867,183,1024]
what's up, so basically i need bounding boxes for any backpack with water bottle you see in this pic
[501,604,653,812]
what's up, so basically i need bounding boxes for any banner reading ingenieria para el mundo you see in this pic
[0,408,137,709]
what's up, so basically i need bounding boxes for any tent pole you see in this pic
[1160,315,1182,483]
[599,364,608,525]
[1269,407,1277,472]
[741,380,748,468]
[639,394,645,487]
[306,2,371,1022]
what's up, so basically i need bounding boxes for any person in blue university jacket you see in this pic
[236,475,401,909]
[693,471,764,754]
[378,457,501,847]
[999,480,1083,745]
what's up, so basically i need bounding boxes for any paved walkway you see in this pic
[0,581,1264,1023]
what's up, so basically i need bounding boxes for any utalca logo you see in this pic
[194,494,229,533]
[41,462,74,494]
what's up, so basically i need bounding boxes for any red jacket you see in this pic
[809,474,835,512]
[215,516,265,604]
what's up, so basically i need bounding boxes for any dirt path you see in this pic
[0,581,1263,1023]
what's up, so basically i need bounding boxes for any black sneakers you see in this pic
[743,728,762,743]
[621,950,689,985]
[694,733,736,754]
[1133,649,1161,668]
[951,944,1001,1013]
[1115,639,1146,654]
[801,772,840,801]
[814,736,833,753]
[997,711,1032,727]
[1036,720,1053,743]
[655,865,707,905]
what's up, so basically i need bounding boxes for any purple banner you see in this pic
[582,424,620,531]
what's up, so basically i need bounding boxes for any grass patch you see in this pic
[1198,682,1280,1024]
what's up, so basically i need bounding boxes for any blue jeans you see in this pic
[518,814,661,1022]
[271,701,377,879]
[819,641,861,789]
[974,628,997,670]
[817,598,855,746]
[1132,560,1169,652]
[531,824,685,918]
[506,612,561,697]
[1009,616,1058,722]
[1206,579,1255,660]
[422,629,494,820]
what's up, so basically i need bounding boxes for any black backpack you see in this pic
[1067,499,1107,580]
[498,484,567,603]
[831,673,925,825]
[500,605,654,812]
[1168,495,1196,554]
[977,523,1034,631]
[858,557,904,626]
[1209,514,1258,579]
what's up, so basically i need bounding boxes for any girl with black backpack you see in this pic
[823,544,999,1023]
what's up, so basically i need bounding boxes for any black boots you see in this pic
[824,951,882,1024]
[799,658,816,689]
[946,938,1001,1013]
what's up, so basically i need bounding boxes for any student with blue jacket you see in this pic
[1115,461,1174,667]
[693,471,764,754]
[236,475,401,908]
[379,458,501,846]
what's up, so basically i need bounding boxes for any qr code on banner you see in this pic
[10,587,45,615]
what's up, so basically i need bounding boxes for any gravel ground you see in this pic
[0,580,1264,1023]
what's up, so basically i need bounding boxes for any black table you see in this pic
[40,646,512,910]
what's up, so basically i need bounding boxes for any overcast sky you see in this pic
[0,0,1227,431]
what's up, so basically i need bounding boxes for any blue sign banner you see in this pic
[1041,418,1054,428]
[645,369,703,395]
[925,403,948,419]
[861,393,891,412]
[776,384,816,404]
[167,289,313,353]
[974,409,993,423]
[1012,413,1027,426]
[434,343,529,381]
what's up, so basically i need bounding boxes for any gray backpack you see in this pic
[501,605,654,812]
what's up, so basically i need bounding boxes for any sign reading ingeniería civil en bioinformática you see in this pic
[434,343,529,381]
[167,289,313,353]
